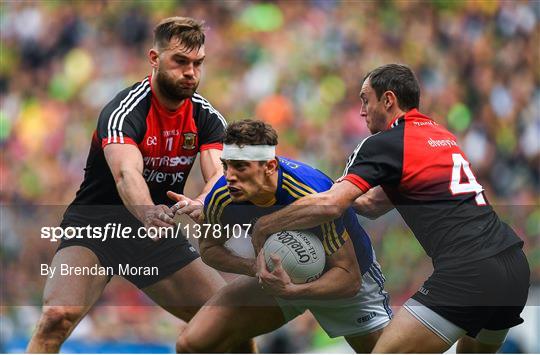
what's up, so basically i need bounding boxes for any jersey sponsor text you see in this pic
[143,168,185,185]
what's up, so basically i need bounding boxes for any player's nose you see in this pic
[359,102,367,116]
[183,63,195,77]
[359,109,367,120]
[224,169,236,182]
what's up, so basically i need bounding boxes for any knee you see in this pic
[176,332,200,353]
[36,306,82,338]
[176,328,229,353]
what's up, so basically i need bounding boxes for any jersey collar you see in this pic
[386,108,426,129]
[386,111,406,130]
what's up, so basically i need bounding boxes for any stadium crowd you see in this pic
[1,0,539,352]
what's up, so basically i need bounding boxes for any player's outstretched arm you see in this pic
[196,148,224,201]
[199,234,257,277]
[252,181,364,252]
[104,144,175,229]
[257,238,361,299]
[353,186,394,219]
[169,149,223,221]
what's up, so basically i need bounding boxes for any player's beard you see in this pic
[155,69,199,102]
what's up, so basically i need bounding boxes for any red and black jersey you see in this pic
[63,76,225,226]
[342,109,522,268]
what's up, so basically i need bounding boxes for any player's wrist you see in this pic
[134,205,155,224]
[279,283,304,299]
[246,258,257,277]
[255,215,278,238]
[193,197,205,206]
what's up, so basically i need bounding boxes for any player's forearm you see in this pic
[285,267,361,300]
[197,149,224,203]
[353,198,385,219]
[352,187,394,219]
[256,194,342,237]
[116,169,155,222]
[200,243,256,277]
[194,170,222,204]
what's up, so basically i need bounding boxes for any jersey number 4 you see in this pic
[449,153,487,206]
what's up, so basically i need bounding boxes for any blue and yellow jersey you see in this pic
[203,157,374,274]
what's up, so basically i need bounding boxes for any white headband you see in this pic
[222,144,276,161]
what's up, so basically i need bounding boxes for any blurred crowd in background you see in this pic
[1,0,539,352]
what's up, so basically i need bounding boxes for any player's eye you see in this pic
[234,163,248,171]
[194,60,203,67]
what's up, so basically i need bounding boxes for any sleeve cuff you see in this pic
[342,174,372,193]
[200,142,223,151]
[101,137,137,148]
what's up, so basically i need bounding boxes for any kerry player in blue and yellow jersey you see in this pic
[171,120,391,352]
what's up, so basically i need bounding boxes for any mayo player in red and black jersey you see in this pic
[62,77,225,222]
[251,64,529,353]
[28,17,253,353]
[56,76,225,283]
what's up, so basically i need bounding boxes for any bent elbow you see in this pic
[336,272,361,299]
[115,167,132,186]
[347,274,362,298]
[343,269,362,298]
[353,197,378,219]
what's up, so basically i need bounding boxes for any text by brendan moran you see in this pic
[41,264,158,278]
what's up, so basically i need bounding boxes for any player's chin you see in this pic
[229,191,247,202]
[229,194,247,203]
[172,87,197,100]
[366,122,378,134]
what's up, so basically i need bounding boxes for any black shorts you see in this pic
[412,244,530,337]
[57,221,200,289]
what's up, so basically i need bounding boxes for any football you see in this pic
[263,230,326,284]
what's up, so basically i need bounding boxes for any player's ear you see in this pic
[265,158,278,176]
[148,48,159,69]
[383,91,395,110]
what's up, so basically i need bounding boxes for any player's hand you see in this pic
[142,204,175,241]
[167,191,204,222]
[256,251,295,298]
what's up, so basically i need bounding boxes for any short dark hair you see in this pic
[223,120,278,146]
[364,64,420,111]
[153,17,206,51]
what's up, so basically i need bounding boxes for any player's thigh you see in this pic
[44,246,109,308]
[142,257,226,320]
[302,265,391,350]
[456,334,504,353]
[345,328,384,353]
[180,276,286,351]
[372,307,453,353]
